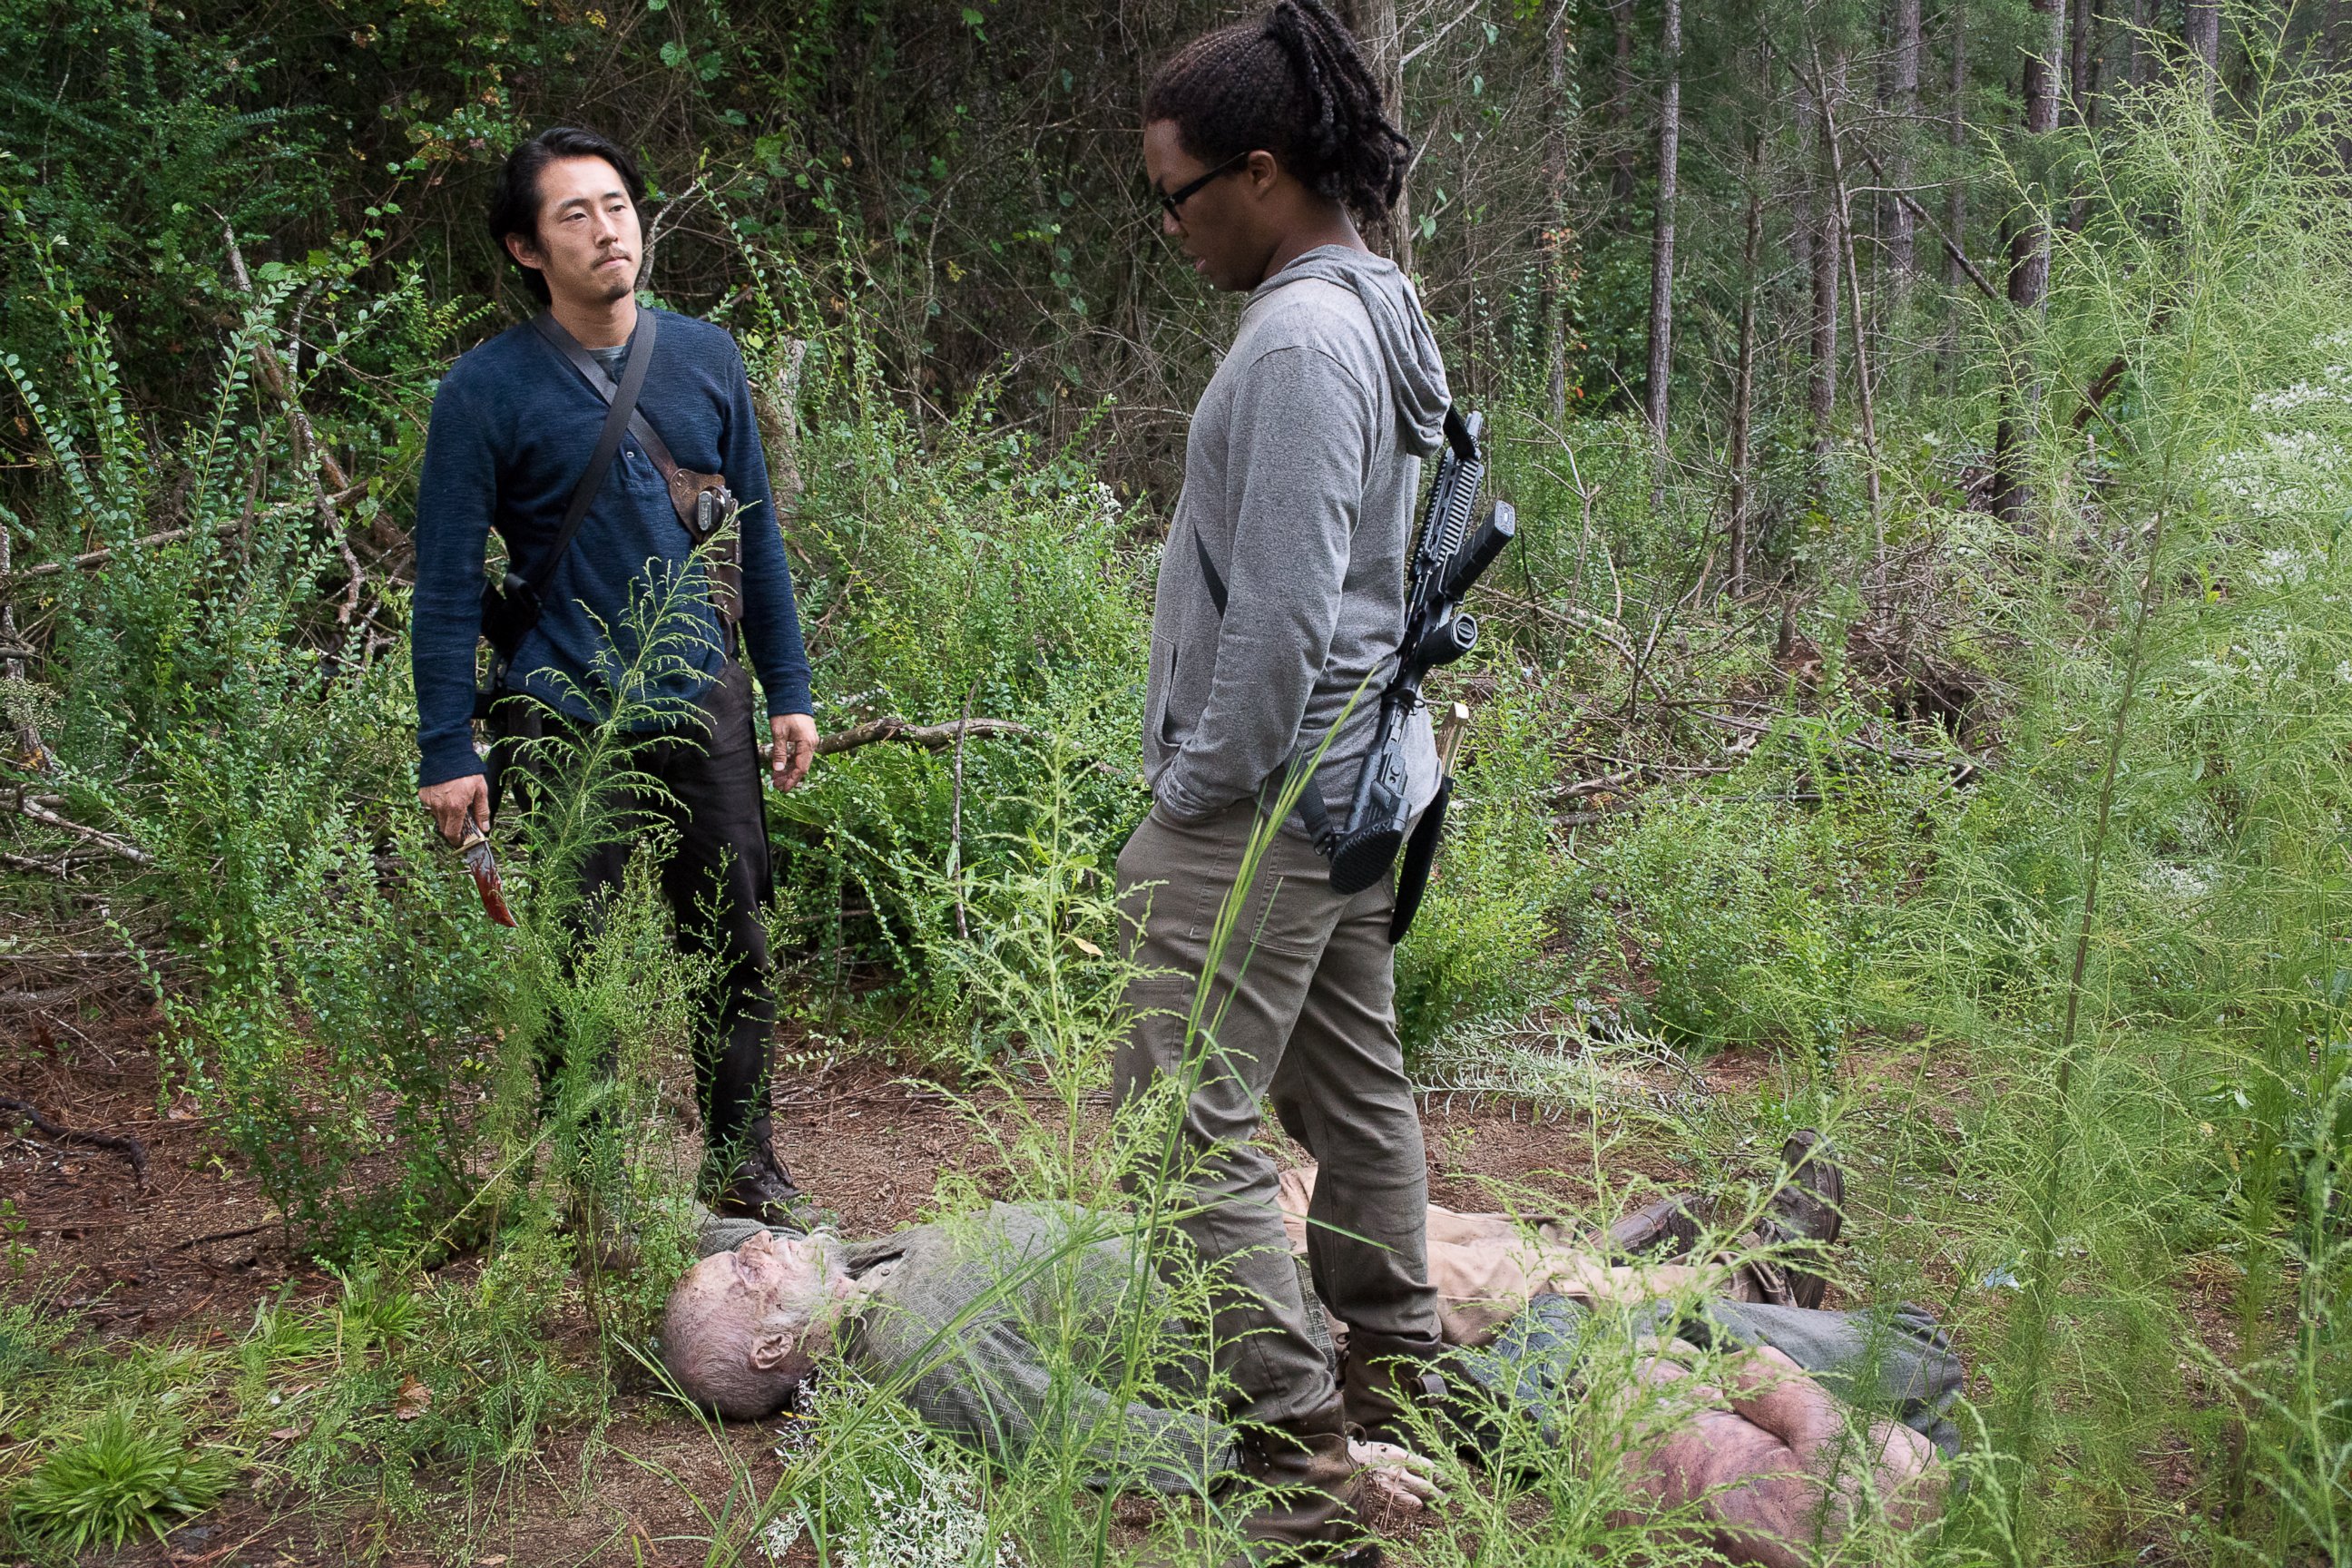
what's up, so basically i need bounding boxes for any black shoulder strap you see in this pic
[1441,404,1476,463]
[526,310,658,598]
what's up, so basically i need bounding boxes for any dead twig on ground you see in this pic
[809,715,1039,756]
[776,716,1132,779]
[0,1094,149,1190]
[161,1221,277,1255]
[13,797,151,865]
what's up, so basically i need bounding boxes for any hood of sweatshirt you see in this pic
[1251,245,1451,458]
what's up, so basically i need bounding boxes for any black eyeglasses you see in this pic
[1157,152,1250,220]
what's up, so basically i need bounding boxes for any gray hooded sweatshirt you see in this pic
[1142,245,1451,828]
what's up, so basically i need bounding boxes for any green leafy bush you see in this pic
[769,371,1150,1026]
[1394,662,1586,1060]
[1598,741,1939,1061]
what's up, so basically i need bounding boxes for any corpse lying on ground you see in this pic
[656,1143,1961,1568]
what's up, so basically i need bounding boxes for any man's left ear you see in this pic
[748,1327,798,1371]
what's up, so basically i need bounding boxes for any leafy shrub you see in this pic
[1598,738,1939,1060]
[6,1406,236,1551]
[768,374,1150,1024]
[1394,662,1586,1060]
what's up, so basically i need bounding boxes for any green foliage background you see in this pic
[0,1,2348,1564]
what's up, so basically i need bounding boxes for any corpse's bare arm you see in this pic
[1603,1342,1943,1568]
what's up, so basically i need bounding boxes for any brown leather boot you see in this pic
[1592,1192,1708,1261]
[1338,1329,1450,1447]
[1220,1399,1381,1566]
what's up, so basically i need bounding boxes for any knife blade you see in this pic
[457,811,517,927]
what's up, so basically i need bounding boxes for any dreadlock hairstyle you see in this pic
[1143,0,1411,223]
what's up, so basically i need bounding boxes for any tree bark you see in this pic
[1886,0,1924,282]
[2185,0,2220,104]
[1993,0,2063,525]
[1815,47,1886,550]
[1544,0,1574,420]
[1346,0,1413,269]
[1609,0,1640,206]
[2127,0,2152,88]
[1805,54,1846,460]
[1645,0,1682,436]
[1729,143,1764,595]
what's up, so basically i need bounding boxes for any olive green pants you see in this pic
[1113,798,1443,1426]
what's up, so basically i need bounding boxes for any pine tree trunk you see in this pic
[1609,0,1639,207]
[1730,152,1763,595]
[2066,0,2102,230]
[1993,0,2063,525]
[1346,0,1413,269]
[1545,0,1573,421]
[2068,0,2095,116]
[2327,0,2351,172]
[1645,0,1682,436]
[1816,46,1885,550]
[1886,0,1923,283]
[1806,56,1846,461]
[1944,0,1969,387]
[2186,0,2220,104]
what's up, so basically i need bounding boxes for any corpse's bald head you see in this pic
[660,1230,855,1418]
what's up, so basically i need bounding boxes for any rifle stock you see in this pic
[1319,405,1515,897]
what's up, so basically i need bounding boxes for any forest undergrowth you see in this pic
[0,38,2346,1568]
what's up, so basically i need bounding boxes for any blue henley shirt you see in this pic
[409,309,813,788]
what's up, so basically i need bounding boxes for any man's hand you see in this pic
[769,712,818,791]
[1348,1438,1443,1514]
[419,774,491,847]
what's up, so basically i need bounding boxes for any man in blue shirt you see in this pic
[411,127,818,1223]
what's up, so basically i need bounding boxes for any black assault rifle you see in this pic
[1303,407,1514,939]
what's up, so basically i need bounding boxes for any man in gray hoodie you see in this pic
[1117,5,1454,1560]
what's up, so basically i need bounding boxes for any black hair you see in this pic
[1143,0,1410,223]
[487,127,648,304]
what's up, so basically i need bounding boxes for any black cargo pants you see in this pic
[508,661,779,1161]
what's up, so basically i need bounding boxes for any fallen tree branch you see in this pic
[1557,766,1647,801]
[0,516,263,590]
[0,1095,150,1191]
[0,850,71,879]
[0,983,95,1010]
[1685,708,1981,780]
[0,950,130,965]
[809,716,1041,757]
[14,798,152,866]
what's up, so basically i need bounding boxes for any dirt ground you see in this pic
[0,990,1895,1567]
